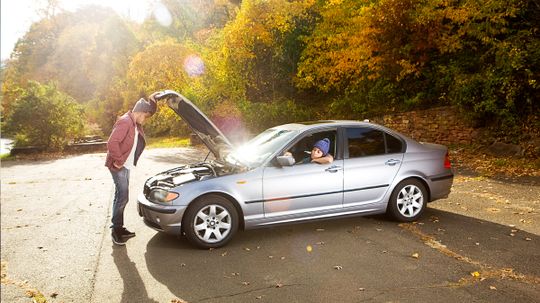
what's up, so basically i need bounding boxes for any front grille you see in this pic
[143,184,150,197]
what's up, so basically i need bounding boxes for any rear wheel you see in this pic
[183,195,238,249]
[387,179,427,222]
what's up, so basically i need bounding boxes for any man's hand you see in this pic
[113,162,123,169]
[148,91,160,103]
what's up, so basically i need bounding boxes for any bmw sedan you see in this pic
[137,90,454,248]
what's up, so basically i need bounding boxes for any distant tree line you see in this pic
[1,0,538,149]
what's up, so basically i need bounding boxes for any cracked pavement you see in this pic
[1,148,539,302]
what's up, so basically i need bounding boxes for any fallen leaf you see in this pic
[489,286,497,290]
[376,228,382,232]
[221,251,228,257]
[358,288,365,291]
[256,296,263,299]
[50,292,58,298]
[316,241,325,245]
[334,265,343,270]
[16,209,22,212]
[276,283,283,288]
[382,250,388,254]
[280,256,286,260]
[241,281,250,286]
[180,263,186,267]
[411,253,419,259]
[316,228,325,232]
[525,238,532,241]
[232,272,240,276]
[471,271,480,278]
[268,255,274,259]
[244,247,251,251]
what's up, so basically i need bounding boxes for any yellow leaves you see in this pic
[128,39,192,92]
[471,271,481,278]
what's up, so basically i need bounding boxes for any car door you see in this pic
[342,127,404,209]
[262,129,343,219]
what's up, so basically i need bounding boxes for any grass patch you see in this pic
[0,153,14,161]
[146,137,190,149]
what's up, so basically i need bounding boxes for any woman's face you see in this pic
[311,147,323,159]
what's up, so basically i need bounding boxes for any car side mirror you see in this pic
[276,155,295,167]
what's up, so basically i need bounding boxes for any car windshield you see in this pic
[226,128,298,168]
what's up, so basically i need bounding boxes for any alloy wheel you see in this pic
[193,204,232,243]
[396,185,424,218]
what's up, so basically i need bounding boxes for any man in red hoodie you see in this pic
[105,93,157,245]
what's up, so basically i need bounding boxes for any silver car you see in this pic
[138,91,454,248]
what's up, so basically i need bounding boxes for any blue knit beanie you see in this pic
[313,138,330,156]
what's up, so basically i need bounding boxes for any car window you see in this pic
[286,130,337,164]
[228,128,299,167]
[346,128,385,158]
[385,133,403,154]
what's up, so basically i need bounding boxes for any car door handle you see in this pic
[385,159,401,166]
[325,165,342,173]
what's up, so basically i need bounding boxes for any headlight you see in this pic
[149,189,179,203]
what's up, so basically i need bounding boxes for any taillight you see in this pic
[444,152,452,169]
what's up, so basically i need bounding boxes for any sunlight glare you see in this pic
[152,2,172,27]
[184,54,206,77]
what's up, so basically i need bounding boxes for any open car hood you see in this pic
[156,90,233,161]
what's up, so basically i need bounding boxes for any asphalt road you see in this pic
[1,148,539,302]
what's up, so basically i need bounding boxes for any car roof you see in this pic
[276,120,382,131]
[274,120,422,148]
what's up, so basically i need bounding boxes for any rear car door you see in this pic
[342,127,405,209]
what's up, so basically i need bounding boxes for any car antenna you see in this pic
[203,150,211,162]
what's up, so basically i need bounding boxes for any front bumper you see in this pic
[137,193,187,235]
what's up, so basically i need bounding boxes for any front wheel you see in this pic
[387,179,427,222]
[183,195,238,249]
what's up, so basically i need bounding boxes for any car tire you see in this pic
[387,179,427,222]
[183,194,238,249]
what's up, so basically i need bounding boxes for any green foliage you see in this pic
[239,98,313,132]
[4,81,84,149]
[1,0,538,146]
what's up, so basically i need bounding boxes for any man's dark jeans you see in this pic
[110,167,130,230]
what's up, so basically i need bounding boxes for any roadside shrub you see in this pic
[4,81,84,150]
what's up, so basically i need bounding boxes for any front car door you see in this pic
[342,127,405,209]
[262,128,344,220]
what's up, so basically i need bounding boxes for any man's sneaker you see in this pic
[112,229,126,245]
[120,227,136,239]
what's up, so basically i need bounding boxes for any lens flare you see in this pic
[153,3,172,27]
[184,55,205,77]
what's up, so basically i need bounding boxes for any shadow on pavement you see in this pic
[142,209,540,302]
[112,245,159,303]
